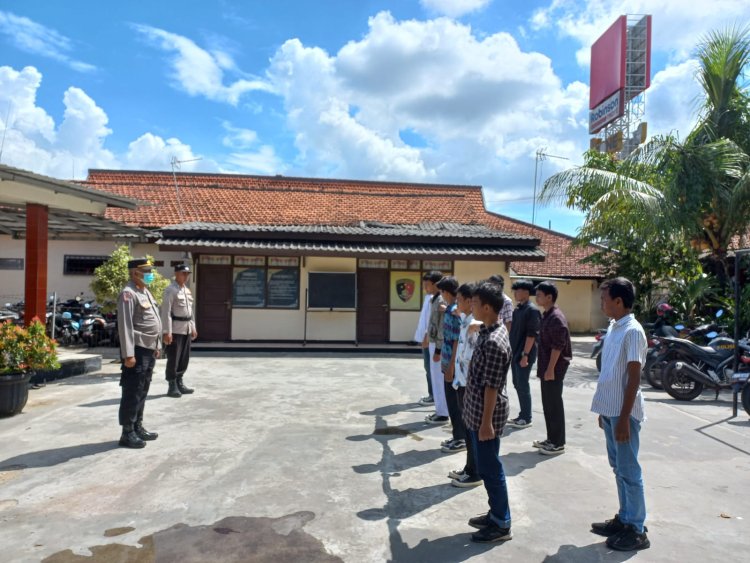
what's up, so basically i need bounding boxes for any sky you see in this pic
[0,0,747,236]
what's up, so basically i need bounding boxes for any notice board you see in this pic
[308,272,356,309]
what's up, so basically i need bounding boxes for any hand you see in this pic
[163,333,173,345]
[444,367,454,383]
[615,417,630,443]
[154,349,161,359]
[191,330,198,340]
[433,353,441,363]
[520,355,529,368]
[544,369,555,382]
[479,423,495,441]
[598,415,603,429]
[124,356,135,368]
[421,335,429,349]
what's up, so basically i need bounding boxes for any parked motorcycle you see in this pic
[591,328,607,372]
[731,354,750,416]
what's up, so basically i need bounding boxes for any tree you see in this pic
[540,27,750,288]
[90,245,170,313]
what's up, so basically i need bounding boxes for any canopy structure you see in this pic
[0,165,143,324]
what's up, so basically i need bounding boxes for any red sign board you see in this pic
[589,15,627,110]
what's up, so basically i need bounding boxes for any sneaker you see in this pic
[539,443,565,456]
[591,514,625,537]
[448,468,466,480]
[419,395,434,405]
[425,414,449,424]
[471,522,512,543]
[451,473,482,488]
[607,524,650,551]
[468,513,491,530]
[506,417,532,429]
[441,439,467,454]
[532,439,552,449]
[441,437,454,447]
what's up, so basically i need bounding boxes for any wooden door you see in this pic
[357,269,389,343]
[197,265,232,341]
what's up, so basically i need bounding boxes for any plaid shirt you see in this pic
[537,305,572,379]
[498,294,513,325]
[462,322,511,432]
[441,303,461,371]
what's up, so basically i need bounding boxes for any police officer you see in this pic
[160,263,197,397]
[117,258,162,449]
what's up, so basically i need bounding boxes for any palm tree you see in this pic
[540,27,750,285]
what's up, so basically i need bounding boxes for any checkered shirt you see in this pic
[462,322,511,432]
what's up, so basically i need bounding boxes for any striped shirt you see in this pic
[591,313,647,421]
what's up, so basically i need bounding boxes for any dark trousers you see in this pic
[540,376,566,446]
[457,387,477,477]
[511,360,534,421]
[466,429,511,528]
[444,380,466,441]
[422,347,433,397]
[165,333,191,381]
[119,346,156,428]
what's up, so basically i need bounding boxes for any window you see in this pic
[232,256,300,309]
[0,258,23,270]
[63,255,109,275]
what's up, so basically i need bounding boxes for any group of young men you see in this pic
[414,272,650,551]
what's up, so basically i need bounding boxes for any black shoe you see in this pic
[119,428,146,449]
[591,514,625,537]
[135,423,158,441]
[177,378,194,394]
[167,380,182,398]
[471,522,512,543]
[468,513,491,530]
[607,524,650,551]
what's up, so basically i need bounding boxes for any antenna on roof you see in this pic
[0,101,12,164]
[170,155,202,223]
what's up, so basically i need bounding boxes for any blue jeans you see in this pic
[422,347,432,397]
[602,416,646,533]
[466,429,511,528]
[511,360,533,421]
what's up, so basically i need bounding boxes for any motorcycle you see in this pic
[731,354,750,416]
[591,328,607,372]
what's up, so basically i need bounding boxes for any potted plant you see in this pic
[0,319,60,417]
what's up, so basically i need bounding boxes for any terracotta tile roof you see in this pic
[81,169,603,278]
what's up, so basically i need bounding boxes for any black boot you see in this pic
[177,377,194,394]
[167,380,182,398]
[135,422,158,441]
[119,426,146,449]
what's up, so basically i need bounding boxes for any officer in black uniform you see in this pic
[160,263,197,397]
[117,258,162,449]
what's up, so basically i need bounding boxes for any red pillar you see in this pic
[24,204,48,327]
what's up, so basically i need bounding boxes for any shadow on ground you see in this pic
[0,441,119,471]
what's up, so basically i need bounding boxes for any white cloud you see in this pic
[645,60,702,140]
[420,0,492,18]
[268,11,590,192]
[125,133,206,171]
[221,122,258,149]
[0,11,95,72]
[132,24,274,105]
[531,0,749,66]
[224,145,284,176]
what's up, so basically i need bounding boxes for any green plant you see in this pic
[0,319,60,374]
[90,245,170,313]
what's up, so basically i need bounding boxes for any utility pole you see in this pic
[532,148,569,225]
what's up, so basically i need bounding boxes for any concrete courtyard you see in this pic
[0,338,748,562]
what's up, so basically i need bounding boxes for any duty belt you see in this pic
[171,315,192,321]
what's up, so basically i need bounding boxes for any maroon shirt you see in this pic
[537,305,572,379]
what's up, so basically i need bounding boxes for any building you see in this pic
[0,169,607,341]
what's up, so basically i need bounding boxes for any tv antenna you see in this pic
[170,155,202,223]
[0,101,12,164]
[532,148,569,225]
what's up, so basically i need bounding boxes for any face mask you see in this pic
[143,272,155,285]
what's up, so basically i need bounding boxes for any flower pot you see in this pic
[0,372,31,417]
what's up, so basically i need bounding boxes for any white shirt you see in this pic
[454,313,481,389]
[591,313,647,421]
[413,294,432,342]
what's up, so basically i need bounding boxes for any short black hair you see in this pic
[473,282,503,314]
[488,274,505,289]
[436,275,459,296]
[422,270,443,283]
[511,279,534,292]
[535,281,558,302]
[457,282,476,299]
[600,277,635,309]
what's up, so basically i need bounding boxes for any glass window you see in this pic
[63,255,109,275]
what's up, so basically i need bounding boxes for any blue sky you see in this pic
[0,0,747,235]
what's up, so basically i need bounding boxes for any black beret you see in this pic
[127,258,152,270]
[174,263,191,273]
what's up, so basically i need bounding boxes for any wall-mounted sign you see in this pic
[235,256,265,266]
[390,271,422,311]
[267,268,299,308]
[232,267,265,308]
[200,255,231,265]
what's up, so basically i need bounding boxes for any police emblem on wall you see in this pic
[396,279,415,302]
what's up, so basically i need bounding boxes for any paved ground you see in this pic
[0,338,748,562]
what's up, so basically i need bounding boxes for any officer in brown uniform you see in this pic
[117,258,162,449]
[160,263,197,397]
